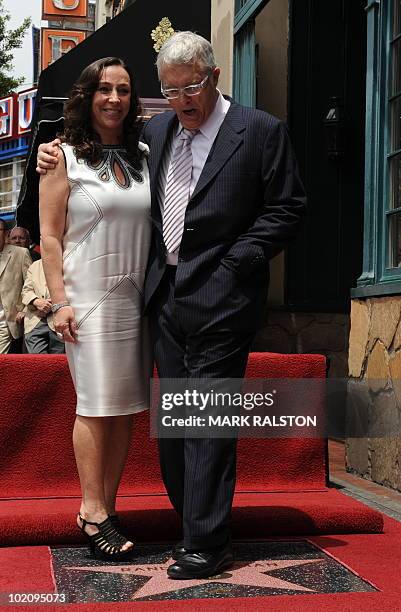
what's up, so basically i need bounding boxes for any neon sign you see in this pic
[0,97,14,140]
[18,89,37,136]
[0,89,37,142]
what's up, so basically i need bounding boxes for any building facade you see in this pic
[212,0,366,381]
[347,0,401,489]
[0,89,37,224]
[94,0,130,29]
[212,0,401,491]
[3,0,398,487]
[0,0,95,226]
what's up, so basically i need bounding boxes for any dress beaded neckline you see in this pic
[86,147,144,189]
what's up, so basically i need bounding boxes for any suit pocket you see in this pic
[179,263,249,331]
[222,244,266,279]
[220,259,238,276]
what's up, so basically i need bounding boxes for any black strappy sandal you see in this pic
[108,514,128,545]
[78,513,133,560]
[108,514,120,529]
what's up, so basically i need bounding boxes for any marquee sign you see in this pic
[0,89,37,142]
[18,89,37,136]
[42,0,88,19]
[41,0,88,70]
[41,29,86,70]
[0,97,14,140]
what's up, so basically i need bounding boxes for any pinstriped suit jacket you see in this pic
[142,100,306,333]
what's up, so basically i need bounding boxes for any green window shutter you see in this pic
[232,1,269,108]
[233,20,256,107]
[356,0,382,290]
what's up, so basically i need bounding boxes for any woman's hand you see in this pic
[36,138,61,175]
[54,305,78,343]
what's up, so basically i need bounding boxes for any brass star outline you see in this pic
[68,557,323,600]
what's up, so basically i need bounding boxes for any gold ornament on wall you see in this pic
[151,17,175,53]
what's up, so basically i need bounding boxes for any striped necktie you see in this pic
[163,128,197,254]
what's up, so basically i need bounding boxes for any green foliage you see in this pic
[0,0,31,96]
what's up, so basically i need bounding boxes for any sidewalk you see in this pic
[329,439,401,522]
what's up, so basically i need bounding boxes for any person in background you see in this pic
[9,226,41,261]
[21,259,65,354]
[8,226,30,248]
[0,218,32,353]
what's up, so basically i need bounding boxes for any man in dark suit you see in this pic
[36,32,305,579]
[142,32,306,579]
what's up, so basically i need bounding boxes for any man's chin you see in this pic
[179,113,201,129]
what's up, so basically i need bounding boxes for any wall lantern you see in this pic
[323,96,345,161]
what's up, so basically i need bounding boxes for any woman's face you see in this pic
[91,65,132,143]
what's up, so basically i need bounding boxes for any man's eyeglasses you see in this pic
[161,75,209,100]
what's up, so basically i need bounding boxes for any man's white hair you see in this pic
[156,31,216,79]
[10,226,30,239]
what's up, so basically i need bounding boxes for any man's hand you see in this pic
[15,312,25,324]
[33,298,52,317]
[36,138,61,175]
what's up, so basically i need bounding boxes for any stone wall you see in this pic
[347,296,401,491]
[253,311,350,378]
[211,0,234,96]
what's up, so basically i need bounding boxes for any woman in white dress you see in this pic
[39,57,152,559]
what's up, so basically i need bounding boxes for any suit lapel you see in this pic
[190,101,245,202]
[38,262,50,299]
[0,247,11,279]
[148,101,245,228]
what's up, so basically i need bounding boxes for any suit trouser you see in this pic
[0,325,12,354]
[25,320,65,354]
[148,266,254,550]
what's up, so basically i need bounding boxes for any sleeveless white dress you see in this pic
[61,142,152,416]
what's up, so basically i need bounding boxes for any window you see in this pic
[354,0,401,296]
[388,1,401,267]
[0,159,26,213]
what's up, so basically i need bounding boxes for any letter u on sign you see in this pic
[18,90,37,135]
[52,0,80,9]
[42,0,87,19]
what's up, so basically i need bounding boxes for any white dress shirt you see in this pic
[165,92,231,264]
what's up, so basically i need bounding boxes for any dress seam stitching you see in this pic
[76,275,142,328]
[63,179,104,262]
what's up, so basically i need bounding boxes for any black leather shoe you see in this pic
[167,544,234,579]
[172,541,188,561]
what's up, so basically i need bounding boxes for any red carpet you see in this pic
[0,490,383,547]
[1,516,401,610]
[0,352,383,546]
[0,353,327,497]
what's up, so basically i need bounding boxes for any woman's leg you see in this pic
[73,414,133,550]
[103,414,134,515]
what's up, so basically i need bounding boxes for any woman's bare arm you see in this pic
[39,148,77,342]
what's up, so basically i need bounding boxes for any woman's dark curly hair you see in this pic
[62,57,143,166]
